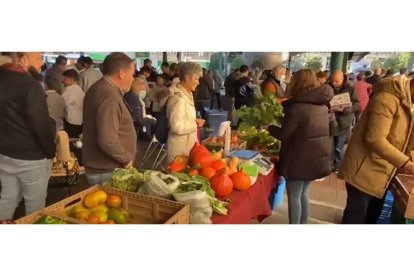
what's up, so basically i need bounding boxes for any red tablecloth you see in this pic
[211,168,279,224]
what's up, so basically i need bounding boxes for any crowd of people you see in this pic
[1,51,414,226]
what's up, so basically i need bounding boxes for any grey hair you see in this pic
[179,62,202,82]
[272,64,286,74]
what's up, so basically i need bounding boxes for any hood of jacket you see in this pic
[373,75,412,109]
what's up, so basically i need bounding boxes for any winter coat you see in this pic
[355,79,372,113]
[234,75,256,109]
[268,84,334,181]
[330,83,360,136]
[195,75,213,101]
[0,65,56,160]
[261,75,286,98]
[166,84,198,162]
[338,76,414,199]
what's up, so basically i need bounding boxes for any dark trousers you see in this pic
[64,120,83,139]
[331,134,347,170]
[210,93,222,110]
[342,182,385,224]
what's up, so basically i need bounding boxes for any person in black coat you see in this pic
[268,69,333,224]
[124,79,156,139]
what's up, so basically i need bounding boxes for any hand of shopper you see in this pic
[124,160,133,169]
[195,118,205,128]
[331,105,344,112]
[402,160,414,175]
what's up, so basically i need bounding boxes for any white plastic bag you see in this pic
[173,190,213,224]
[138,171,180,199]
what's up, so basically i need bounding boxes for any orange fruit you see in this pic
[90,210,108,223]
[75,209,90,221]
[106,194,122,208]
[88,214,100,224]
[83,193,99,208]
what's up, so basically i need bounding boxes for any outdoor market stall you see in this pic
[211,167,278,224]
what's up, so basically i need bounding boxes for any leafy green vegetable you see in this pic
[103,167,148,192]
[173,173,230,215]
[237,94,284,127]
[238,125,281,156]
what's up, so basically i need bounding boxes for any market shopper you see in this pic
[268,69,333,224]
[339,76,414,224]
[44,74,67,131]
[78,56,103,93]
[261,64,287,98]
[329,70,359,172]
[0,52,56,220]
[124,78,157,138]
[82,52,137,185]
[45,55,67,93]
[62,69,85,138]
[166,62,203,162]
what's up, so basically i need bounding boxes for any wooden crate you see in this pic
[16,186,190,224]
[390,175,414,219]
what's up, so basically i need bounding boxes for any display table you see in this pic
[211,168,279,224]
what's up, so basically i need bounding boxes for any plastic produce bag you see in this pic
[173,190,213,224]
[138,171,180,199]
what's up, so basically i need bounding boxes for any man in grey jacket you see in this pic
[78,56,103,93]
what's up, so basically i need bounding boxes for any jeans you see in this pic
[0,154,52,220]
[86,173,112,186]
[286,180,311,224]
[331,134,347,170]
[342,182,385,224]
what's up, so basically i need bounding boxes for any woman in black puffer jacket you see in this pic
[268,69,333,224]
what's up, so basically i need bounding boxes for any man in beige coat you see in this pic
[339,76,414,223]
[166,62,203,162]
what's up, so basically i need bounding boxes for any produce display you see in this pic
[104,167,152,192]
[237,94,284,128]
[35,215,71,224]
[238,125,281,156]
[203,131,246,152]
[168,143,253,213]
[68,189,129,224]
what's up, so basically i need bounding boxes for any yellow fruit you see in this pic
[70,204,86,217]
[106,194,122,208]
[83,193,99,208]
[91,210,108,223]
[75,209,90,221]
[93,190,108,204]
[89,204,109,213]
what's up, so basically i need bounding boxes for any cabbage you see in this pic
[103,167,146,192]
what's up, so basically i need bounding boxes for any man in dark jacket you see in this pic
[329,70,360,171]
[0,52,56,220]
[234,65,256,109]
[366,67,382,85]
